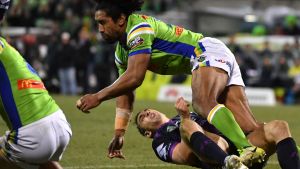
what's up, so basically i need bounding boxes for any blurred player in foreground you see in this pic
[77,0,264,163]
[0,1,72,169]
[135,97,300,169]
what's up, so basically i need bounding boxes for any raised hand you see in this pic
[175,97,190,119]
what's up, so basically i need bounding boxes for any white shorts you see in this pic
[0,109,72,169]
[191,37,245,86]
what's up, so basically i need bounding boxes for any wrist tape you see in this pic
[115,108,132,130]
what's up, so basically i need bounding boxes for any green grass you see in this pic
[1,95,300,169]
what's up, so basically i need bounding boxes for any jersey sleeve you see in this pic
[126,22,155,57]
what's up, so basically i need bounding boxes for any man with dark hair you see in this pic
[0,1,72,169]
[135,97,300,169]
[76,1,298,168]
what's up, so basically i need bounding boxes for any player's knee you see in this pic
[266,120,290,139]
[192,97,217,116]
[180,120,204,139]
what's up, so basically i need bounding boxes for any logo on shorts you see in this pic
[198,56,206,62]
[215,59,231,69]
[129,36,144,49]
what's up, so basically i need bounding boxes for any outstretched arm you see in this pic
[108,93,134,159]
[76,53,150,112]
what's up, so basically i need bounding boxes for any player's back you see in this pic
[115,14,204,75]
[0,37,59,130]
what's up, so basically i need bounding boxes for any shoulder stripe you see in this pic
[128,22,151,35]
[128,28,154,43]
[127,23,154,43]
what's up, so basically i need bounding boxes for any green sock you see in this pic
[208,104,251,149]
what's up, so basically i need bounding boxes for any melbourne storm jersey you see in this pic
[152,112,222,168]
[0,37,59,130]
[115,14,204,75]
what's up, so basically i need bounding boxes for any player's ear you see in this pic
[144,131,152,138]
[118,14,126,26]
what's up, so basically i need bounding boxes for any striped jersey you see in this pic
[115,14,204,76]
[0,37,59,130]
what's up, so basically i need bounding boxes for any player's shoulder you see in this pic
[126,14,155,38]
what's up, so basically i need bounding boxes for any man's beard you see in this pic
[102,34,117,44]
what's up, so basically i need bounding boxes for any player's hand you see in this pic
[175,97,190,118]
[76,94,101,113]
[107,135,125,159]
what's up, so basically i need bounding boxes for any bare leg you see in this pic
[218,85,260,133]
[0,150,21,169]
[191,67,250,149]
[39,161,63,169]
[191,67,227,115]
[248,120,300,169]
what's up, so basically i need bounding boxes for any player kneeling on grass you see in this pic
[135,97,300,169]
[0,1,72,169]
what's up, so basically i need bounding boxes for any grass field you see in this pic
[1,95,300,169]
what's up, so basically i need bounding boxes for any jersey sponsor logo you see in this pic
[166,125,177,132]
[156,143,168,160]
[175,26,183,37]
[17,79,46,90]
[129,36,144,49]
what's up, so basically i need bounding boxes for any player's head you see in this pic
[93,0,144,43]
[135,108,168,138]
[0,0,11,22]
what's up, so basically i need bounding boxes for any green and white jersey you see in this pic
[115,14,205,76]
[0,37,59,130]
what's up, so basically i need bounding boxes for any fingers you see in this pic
[108,150,125,159]
[175,97,189,109]
[76,97,90,113]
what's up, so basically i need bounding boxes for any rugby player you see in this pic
[0,1,72,169]
[135,97,300,169]
[77,0,263,164]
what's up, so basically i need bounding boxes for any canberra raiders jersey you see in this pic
[0,37,59,130]
[152,112,222,168]
[115,14,204,75]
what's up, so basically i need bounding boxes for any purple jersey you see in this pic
[152,112,235,168]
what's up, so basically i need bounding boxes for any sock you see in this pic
[208,104,250,149]
[190,131,228,165]
[277,137,300,169]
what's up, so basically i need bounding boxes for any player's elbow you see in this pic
[128,76,144,88]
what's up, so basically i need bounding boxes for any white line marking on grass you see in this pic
[65,161,279,169]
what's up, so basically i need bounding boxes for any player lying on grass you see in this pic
[77,0,265,164]
[135,97,300,169]
[0,1,72,169]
